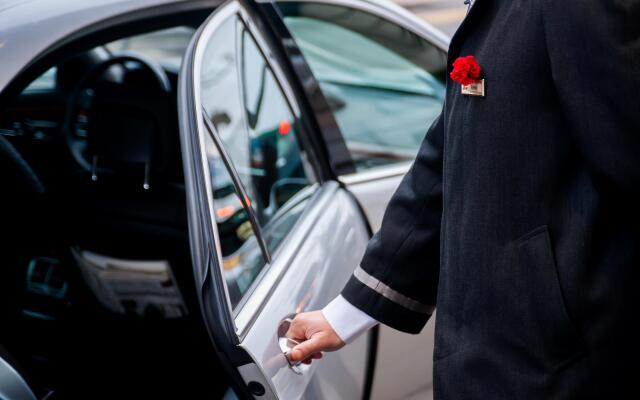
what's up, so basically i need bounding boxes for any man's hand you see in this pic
[286,311,345,364]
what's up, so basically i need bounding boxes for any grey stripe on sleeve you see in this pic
[353,266,435,314]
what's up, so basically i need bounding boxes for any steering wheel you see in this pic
[63,52,172,173]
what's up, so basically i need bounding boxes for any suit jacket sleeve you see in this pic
[542,0,640,201]
[341,111,444,334]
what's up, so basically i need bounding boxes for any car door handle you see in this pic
[277,316,309,375]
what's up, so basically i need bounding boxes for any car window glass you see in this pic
[238,27,314,249]
[278,2,447,172]
[204,132,265,306]
[198,17,313,309]
[199,17,266,308]
[23,67,57,92]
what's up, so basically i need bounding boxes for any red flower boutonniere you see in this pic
[450,56,485,97]
[450,55,481,85]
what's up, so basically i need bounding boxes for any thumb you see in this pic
[289,335,323,362]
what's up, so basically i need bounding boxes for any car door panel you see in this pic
[340,163,410,231]
[179,2,372,398]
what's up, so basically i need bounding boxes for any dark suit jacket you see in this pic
[341,0,640,398]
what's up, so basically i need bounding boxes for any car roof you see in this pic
[0,0,216,93]
[276,0,449,48]
[0,0,449,94]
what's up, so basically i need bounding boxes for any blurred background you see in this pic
[396,0,466,36]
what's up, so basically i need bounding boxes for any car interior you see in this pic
[0,7,239,399]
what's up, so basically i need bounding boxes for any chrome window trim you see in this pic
[339,162,412,185]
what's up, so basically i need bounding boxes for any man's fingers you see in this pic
[284,310,342,365]
[285,319,306,341]
[289,337,322,362]
[295,351,323,365]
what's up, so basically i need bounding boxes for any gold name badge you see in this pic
[461,79,485,97]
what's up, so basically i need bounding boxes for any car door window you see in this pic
[199,17,265,307]
[199,16,314,309]
[238,27,314,239]
[278,2,447,172]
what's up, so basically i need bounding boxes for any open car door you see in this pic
[178,1,373,398]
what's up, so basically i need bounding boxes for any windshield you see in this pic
[106,26,196,70]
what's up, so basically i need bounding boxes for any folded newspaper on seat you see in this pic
[72,248,187,318]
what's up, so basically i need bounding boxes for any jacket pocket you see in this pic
[507,225,582,370]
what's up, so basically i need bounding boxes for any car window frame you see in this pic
[181,6,374,397]
[190,2,328,333]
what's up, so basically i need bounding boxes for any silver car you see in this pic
[0,0,448,398]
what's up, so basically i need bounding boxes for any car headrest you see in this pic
[85,79,175,190]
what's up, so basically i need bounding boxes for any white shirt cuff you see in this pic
[322,295,378,344]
